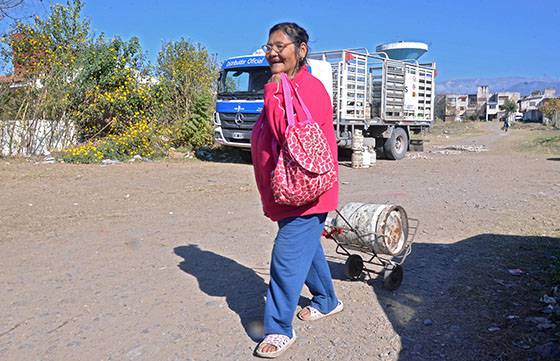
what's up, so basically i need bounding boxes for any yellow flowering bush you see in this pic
[71,36,165,139]
[2,1,216,156]
[62,119,169,163]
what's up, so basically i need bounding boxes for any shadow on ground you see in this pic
[546,158,560,162]
[173,244,309,343]
[328,234,560,361]
[195,146,399,167]
[195,146,252,165]
[174,234,560,360]
[174,245,266,341]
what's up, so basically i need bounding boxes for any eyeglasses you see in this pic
[261,42,295,53]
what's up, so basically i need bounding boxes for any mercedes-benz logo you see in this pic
[234,112,244,125]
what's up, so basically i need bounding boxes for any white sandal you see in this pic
[255,330,297,358]
[297,300,344,321]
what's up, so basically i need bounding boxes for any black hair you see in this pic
[269,22,309,68]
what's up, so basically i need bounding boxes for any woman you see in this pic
[251,22,343,358]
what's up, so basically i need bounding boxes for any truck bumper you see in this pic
[214,127,252,149]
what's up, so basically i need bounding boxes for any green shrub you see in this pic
[172,94,213,149]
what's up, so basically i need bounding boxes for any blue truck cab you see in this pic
[213,52,270,149]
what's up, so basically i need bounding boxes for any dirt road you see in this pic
[1,122,559,360]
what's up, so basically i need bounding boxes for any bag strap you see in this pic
[280,73,313,124]
[273,73,316,160]
[280,73,295,126]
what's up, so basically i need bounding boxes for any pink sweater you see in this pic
[251,66,339,222]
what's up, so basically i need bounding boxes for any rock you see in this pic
[487,326,501,332]
[101,159,121,165]
[423,319,433,326]
[543,305,555,314]
[168,148,186,159]
[41,157,56,164]
[542,295,557,304]
[126,344,145,359]
[128,155,144,162]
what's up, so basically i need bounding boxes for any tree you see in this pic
[1,0,90,121]
[157,38,218,148]
[541,98,560,120]
[502,99,517,121]
[70,36,159,139]
[0,0,92,155]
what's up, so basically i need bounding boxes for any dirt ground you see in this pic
[1,122,559,361]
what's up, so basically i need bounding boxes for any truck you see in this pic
[213,43,436,160]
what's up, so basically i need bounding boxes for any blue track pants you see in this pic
[263,213,339,338]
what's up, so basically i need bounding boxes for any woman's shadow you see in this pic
[174,244,268,341]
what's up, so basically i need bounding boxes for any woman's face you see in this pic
[265,30,306,76]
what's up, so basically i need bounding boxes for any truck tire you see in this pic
[383,127,408,160]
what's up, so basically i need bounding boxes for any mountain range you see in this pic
[436,77,560,96]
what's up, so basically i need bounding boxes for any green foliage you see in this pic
[503,99,517,116]
[1,0,89,121]
[541,99,560,120]
[71,36,162,139]
[1,1,220,161]
[157,38,218,148]
[4,0,89,75]
[173,93,213,148]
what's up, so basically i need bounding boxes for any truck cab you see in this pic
[214,53,270,148]
[214,51,332,150]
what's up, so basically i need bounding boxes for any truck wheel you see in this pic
[383,127,408,160]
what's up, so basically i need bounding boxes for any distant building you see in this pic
[445,85,521,121]
[444,94,468,121]
[487,91,521,120]
[519,88,557,122]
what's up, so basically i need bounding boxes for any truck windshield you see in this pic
[218,67,271,95]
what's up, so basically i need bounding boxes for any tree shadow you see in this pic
[174,244,266,341]
[328,234,560,360]
[195,146,252,165]
[546,157,560,161]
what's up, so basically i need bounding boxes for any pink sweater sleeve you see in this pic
[263,81,287,145]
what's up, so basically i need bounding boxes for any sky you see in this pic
[2,0,559,81]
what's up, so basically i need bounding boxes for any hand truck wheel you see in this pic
[345,255,364,280]
[383,263,403,291]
